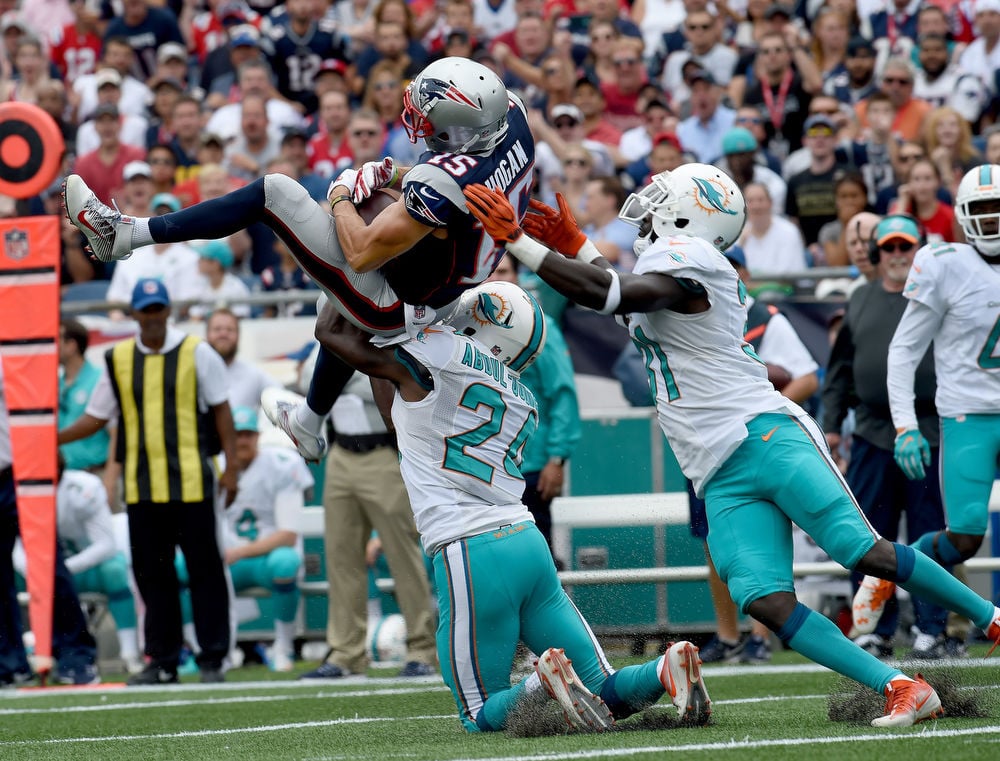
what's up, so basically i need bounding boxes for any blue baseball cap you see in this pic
[722,126,757,155]
[131,278,170,310]
[232,405,259,432]
[195,239,234,268]
[875,215,921,246]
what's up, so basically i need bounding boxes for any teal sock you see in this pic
[601,660,664,716]
[478,680,527,731]
[780,603,900,693]
[899,549,995,629]
[913,530,962,567]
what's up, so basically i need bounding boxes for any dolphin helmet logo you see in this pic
[691,177,738,216]
[473,292,514,329]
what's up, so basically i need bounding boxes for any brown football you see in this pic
[355,187,400,225]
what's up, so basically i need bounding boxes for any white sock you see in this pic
[293,403,326,433]
[275,620,295,654]
[117,627,139,659]
[183,622,199,653]
[523,670,542,695]
[130,217,153,247]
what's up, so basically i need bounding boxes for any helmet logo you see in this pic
[473,292,514,329]
[419,77,482,110]
[691,177,738,216]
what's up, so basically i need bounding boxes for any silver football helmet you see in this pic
[955,164,1000,256]
[402,57,510,154]
[619,162,747,253]
[446,281,546,372]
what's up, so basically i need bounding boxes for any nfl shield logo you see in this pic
[4,229,28,261]
[412,305,426,320]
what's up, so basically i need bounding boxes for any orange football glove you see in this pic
[464,184,523,244]
[523,193,587,255]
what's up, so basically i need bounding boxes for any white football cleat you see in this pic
[659,640,711,725]
[535,647,614,733]
[269,648,294,673]
[63,174,135,262]
[852,575,897,636]
[261,387,328,462]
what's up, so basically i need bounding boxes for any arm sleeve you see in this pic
[887,300,943,433]
[83,370,118,421]
[195,342,231,408]
[65,485,116,575]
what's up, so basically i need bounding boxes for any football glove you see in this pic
[523,194,588,255]
[328,168,358,205]
[464,184,523,244]
[894,428,931,480]
[352,157,398,204]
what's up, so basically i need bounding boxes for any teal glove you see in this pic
[894,429,931,480]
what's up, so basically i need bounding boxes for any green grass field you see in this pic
[3,646,1000,761]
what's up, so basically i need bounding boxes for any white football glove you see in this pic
[328,168,358,204]
[351,158,398,204]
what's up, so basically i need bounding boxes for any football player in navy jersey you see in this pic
[267,0,350,115]
[64,56,535,461]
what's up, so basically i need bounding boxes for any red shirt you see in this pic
[918,201,958,242]
[307,132,353,179]
[585,119,623,148]
[600,82,644,131]
[190,10,265,64]
[49,24,102,82]
[73,145,147,206]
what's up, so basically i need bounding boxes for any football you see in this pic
[767,364,793,391]
[355,187,400,225]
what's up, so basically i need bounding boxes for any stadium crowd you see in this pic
[2,0,999,702]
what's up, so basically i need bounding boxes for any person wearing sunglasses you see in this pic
[855,57,931,143]
[659,9,737,105]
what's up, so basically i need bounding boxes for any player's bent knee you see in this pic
[101,556,131,594]
[746,591,797,630]
[949,532,983,559]
[267,546,301,582]
[263,172,312,210]
[853,538,896,578]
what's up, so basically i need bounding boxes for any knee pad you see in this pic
[267,546,301,584]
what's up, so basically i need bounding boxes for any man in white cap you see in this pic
[75,69,149,155]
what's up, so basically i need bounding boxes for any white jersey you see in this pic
[14,470,115,576]
[391,327,536,555]
[629,236,806,495]
[222,447,313,548]
[889,242,1000,421]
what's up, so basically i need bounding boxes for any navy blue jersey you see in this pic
[267,19,350,114]
[381,99,535,308]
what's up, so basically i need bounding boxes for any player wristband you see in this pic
[330,194,352,209]
[506,233,550,272]
[576,239,601,264]
[597,267,622,315]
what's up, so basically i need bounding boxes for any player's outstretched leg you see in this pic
[63,175,137,262]
[535,647,614,732]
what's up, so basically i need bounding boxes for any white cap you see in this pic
[123,161,152,181]
[95,68,122,89]
[157,41,188,64]
[976,0,1000,14]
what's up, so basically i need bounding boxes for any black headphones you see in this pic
[867,213,928,265]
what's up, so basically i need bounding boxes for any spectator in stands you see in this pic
[299,368,437,681]
[189,0,267,67]
[957,0,1000,93]
[810,6,850,87]
[105,193,201,315]
[580,19,619,86]
[203,24,266,111]
[660,8,738,103]
[486,254,580,566]
[825,35,878,106]
[583,177,637,271]
[819,170,873,267]
[59,279,237,686]
[1,36,50,105]
[844,211,882,290]
[211,406,312,672]
[205,60,304,143]
[103,0,185,82]
[873,140,945,214]
[49,0,102,84]
[889,158,962,244]
[526,53,576,115]
[223,94,281,182]
[205,308,282,410]
[2,366,101,687]
[352,18,426,98]
[677,69,735,164]
[736,29,821,160]
[716,126,786,211]
[59,318,110,476]
[75,69,149,156]
[732,0,776,54]
[150,43,189,89]
[359,62,412,162]
[857,57,930,143]
[159,96,203,178]
[307,90,353,179]
[276,129,327,202]
[72,103,147,207]
[540,143,594,222]
[572,76,624,163]
[14,461,143,674]
[822,213,958,661]
[923,106,982,199]
[36,79,76,149]
[737,182,807,276]
[345,109,390,171]
[73,37,152,122]
[147,144,178,196]
[188,240,253,320]
[732,106,782,174]
[171,136,228,207]
[492,13,553,94]
[259,238,318,318]
[868,0,919,53]
[914,34,983,122]
[986,125,1000,164]
[116,161,155,220]
[144,78,184,149]
[600,36,648,131]
[785,114,839,256]
[530,104,614,204]
[619,98,676,166]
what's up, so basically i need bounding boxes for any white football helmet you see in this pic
[402,57,510,154]
[955,164,1000,256]
[619,163,746,253]
[446,282,546,372]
